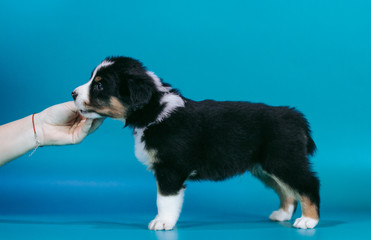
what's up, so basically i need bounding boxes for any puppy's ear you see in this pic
[127,78,154,111]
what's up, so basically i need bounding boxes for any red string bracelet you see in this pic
[29,113,41,157]
[32,113,37,135]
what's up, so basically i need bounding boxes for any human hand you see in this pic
[36,101,104,146]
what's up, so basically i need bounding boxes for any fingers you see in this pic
[42,101,79,126]
[81,118,94,136]
[69,118,91,144]
[89,118,105,134]
[63,101,78,112]
[78,117,104,136]
[74,115,105,144]
[73,117,104,143]
[42,101,105,145]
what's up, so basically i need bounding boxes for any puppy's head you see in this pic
[72,57,164,120]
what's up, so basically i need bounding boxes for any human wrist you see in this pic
[33,112,46,146]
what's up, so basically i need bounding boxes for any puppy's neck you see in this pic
[126,91,185,129]
[125,92,165,128]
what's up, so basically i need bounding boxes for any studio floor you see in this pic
[1,210,370,240]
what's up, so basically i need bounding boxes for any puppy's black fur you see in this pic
[76,56,320,224]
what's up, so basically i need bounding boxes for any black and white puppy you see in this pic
[72,57,320,230]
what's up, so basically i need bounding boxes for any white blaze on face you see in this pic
[73,60,114,118]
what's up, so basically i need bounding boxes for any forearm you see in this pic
[0,102,103,166]
[0,114,41,166]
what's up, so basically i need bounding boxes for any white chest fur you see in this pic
[134,128,157,169]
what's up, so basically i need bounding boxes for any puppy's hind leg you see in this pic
[259,160,320,229]
[292,174,320,229]
[251,165,297,222]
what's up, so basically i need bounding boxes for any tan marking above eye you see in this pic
[94,76,102,82]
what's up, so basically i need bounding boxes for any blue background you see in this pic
[0,0,370,239]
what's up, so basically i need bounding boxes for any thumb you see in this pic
[89,118,105,134]
[81,118,94,136]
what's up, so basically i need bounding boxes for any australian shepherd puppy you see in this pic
[72,56,320,230]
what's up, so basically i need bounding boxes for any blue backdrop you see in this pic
[0,0,370,221]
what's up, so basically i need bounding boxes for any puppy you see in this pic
[72,56,320,230]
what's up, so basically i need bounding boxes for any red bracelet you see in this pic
[32,113,37,135]
[29,113,41,157]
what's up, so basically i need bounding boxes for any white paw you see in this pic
[148,217,176,231]
[269,208,293,222]
[293,216,319,229]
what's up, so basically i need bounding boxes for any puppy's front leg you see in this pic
[148,182,185,231]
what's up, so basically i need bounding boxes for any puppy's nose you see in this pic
[72,90,78,100]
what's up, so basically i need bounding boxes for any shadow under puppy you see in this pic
[72,57,320,230]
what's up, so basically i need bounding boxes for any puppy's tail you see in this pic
[301,113,316,156]
[291,107,317,156]
[306,131,317,156]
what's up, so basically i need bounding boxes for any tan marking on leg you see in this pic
[299,195,319,219]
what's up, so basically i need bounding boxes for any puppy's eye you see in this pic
[94,82,103,92]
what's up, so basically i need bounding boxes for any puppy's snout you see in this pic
[72,90,78,100]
